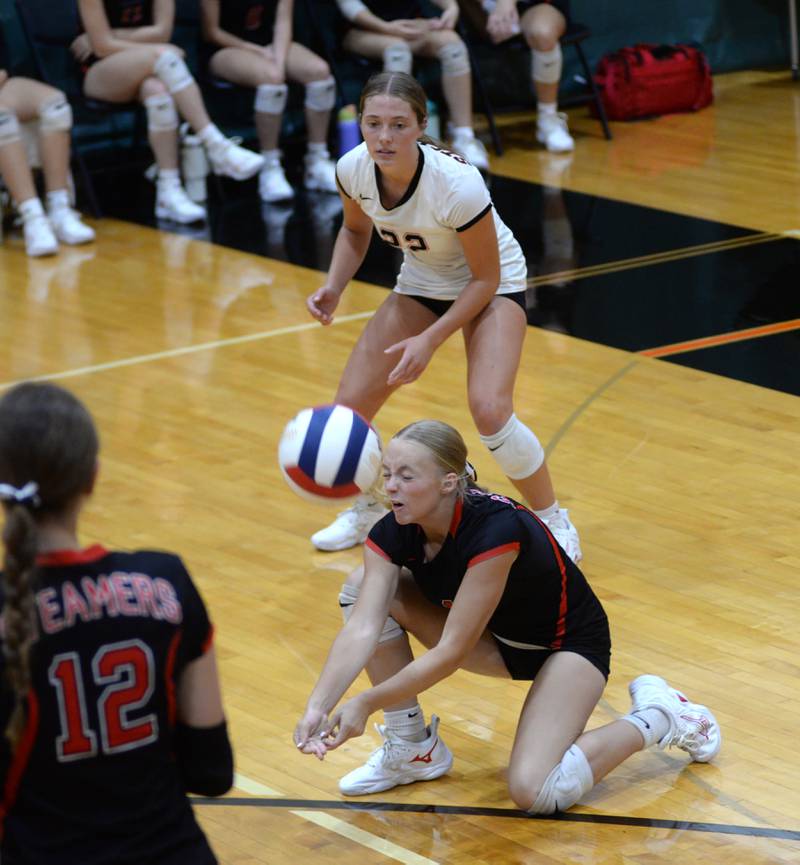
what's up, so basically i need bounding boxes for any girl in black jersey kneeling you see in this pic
[295,420,721,813]
[0,383,232,865]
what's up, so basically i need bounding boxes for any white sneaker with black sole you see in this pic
[339,715,453,795]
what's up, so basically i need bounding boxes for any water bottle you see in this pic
[337,104,361,157]
[180,124,209,203]
[426,99,441,140]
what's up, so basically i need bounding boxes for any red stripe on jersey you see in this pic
[201,624,215,656]
[0,691,40,839]
[165,630,182,727]
[468,542,520,569]
[517,505,569,648]
[365,538,391,562]
[285,466,360,499]
[448,498,463,537]
[36,544,108,567]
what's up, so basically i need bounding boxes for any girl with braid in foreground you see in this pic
[0,382,232,865]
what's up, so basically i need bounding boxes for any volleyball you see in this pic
[278,404,382,502]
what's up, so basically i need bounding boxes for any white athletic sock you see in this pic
[198,123,225,150]
[46,189,70,212]
[261,148,281,161]
[622,707,671,749]
[307,141,328,156]
[18,197,44,221]
[533,501,559,521]
[384,704,427,743]
[450,125,474,140]
[538,101,558,117]
[157,167,181,188]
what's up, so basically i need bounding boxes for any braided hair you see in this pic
[0,383,98,746]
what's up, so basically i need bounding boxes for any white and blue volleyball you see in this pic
[278,405,382,502]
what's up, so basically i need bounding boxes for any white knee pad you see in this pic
[0,108,21,147]
[338,583,404,643]
[480,414,545,480]
[532,44,562,84]
[528,744,593,814]
[144,93,178,132]
[305,76,336,112]
[153,50,194,94]
[337,0,367,20]
[255,82,288,115]
[437,41,470,78]
[383,42,412,74]
[38,96,72,134]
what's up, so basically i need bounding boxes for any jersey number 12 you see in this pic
[48,639,158,762]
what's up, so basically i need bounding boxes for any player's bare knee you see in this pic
[527,27,559,52]
[469,400,513,436]
[139,76,169,100]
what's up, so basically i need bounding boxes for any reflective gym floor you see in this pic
[0,68,798,863]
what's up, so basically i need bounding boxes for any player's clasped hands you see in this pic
[294,697,370,759]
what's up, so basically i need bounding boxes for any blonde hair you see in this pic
[358,71,442,147]
[392,420,472,499]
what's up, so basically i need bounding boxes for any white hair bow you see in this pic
[0,481,41,507]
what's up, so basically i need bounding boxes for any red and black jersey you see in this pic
[0,546,217,865]
[367,488,608,653]
[102,0,153,29]
[218,0,276,44]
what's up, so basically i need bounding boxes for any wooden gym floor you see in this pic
[0,69,798,863]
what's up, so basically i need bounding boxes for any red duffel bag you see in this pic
[593,43,713,120]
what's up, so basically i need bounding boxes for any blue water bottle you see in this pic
[426,99,441,140]
[337,104,361,157]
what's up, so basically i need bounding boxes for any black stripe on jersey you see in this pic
[335,170,351,199]
[375,146,425,210]
[456,202,493,233]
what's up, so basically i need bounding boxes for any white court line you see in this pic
[293,811,440,865]
[232,772,438,865]
[0,311,375,391]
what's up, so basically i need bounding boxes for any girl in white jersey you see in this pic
[306,71,581,563]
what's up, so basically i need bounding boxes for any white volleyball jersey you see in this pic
[336,141,527,299]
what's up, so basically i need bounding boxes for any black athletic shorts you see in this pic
[517,0,571,23]
[405,290,527,317]
[494,639,611,681]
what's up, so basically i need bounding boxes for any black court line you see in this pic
[193,797,800,841]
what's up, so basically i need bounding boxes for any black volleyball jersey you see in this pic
[0,546,216,865]
[0,28,8,71]
[102,0,153,28]
[367,489,608,651]
[219,0,276,43]
[364,1,422,20]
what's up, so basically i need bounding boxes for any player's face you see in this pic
[382,438,456,526]
[360,95,424,172]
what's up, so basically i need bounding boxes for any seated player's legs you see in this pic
[0,77,93,255]
[518,2,573,152]
[407,29,489,169]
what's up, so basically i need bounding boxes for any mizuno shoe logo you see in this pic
[410,739,438,764]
